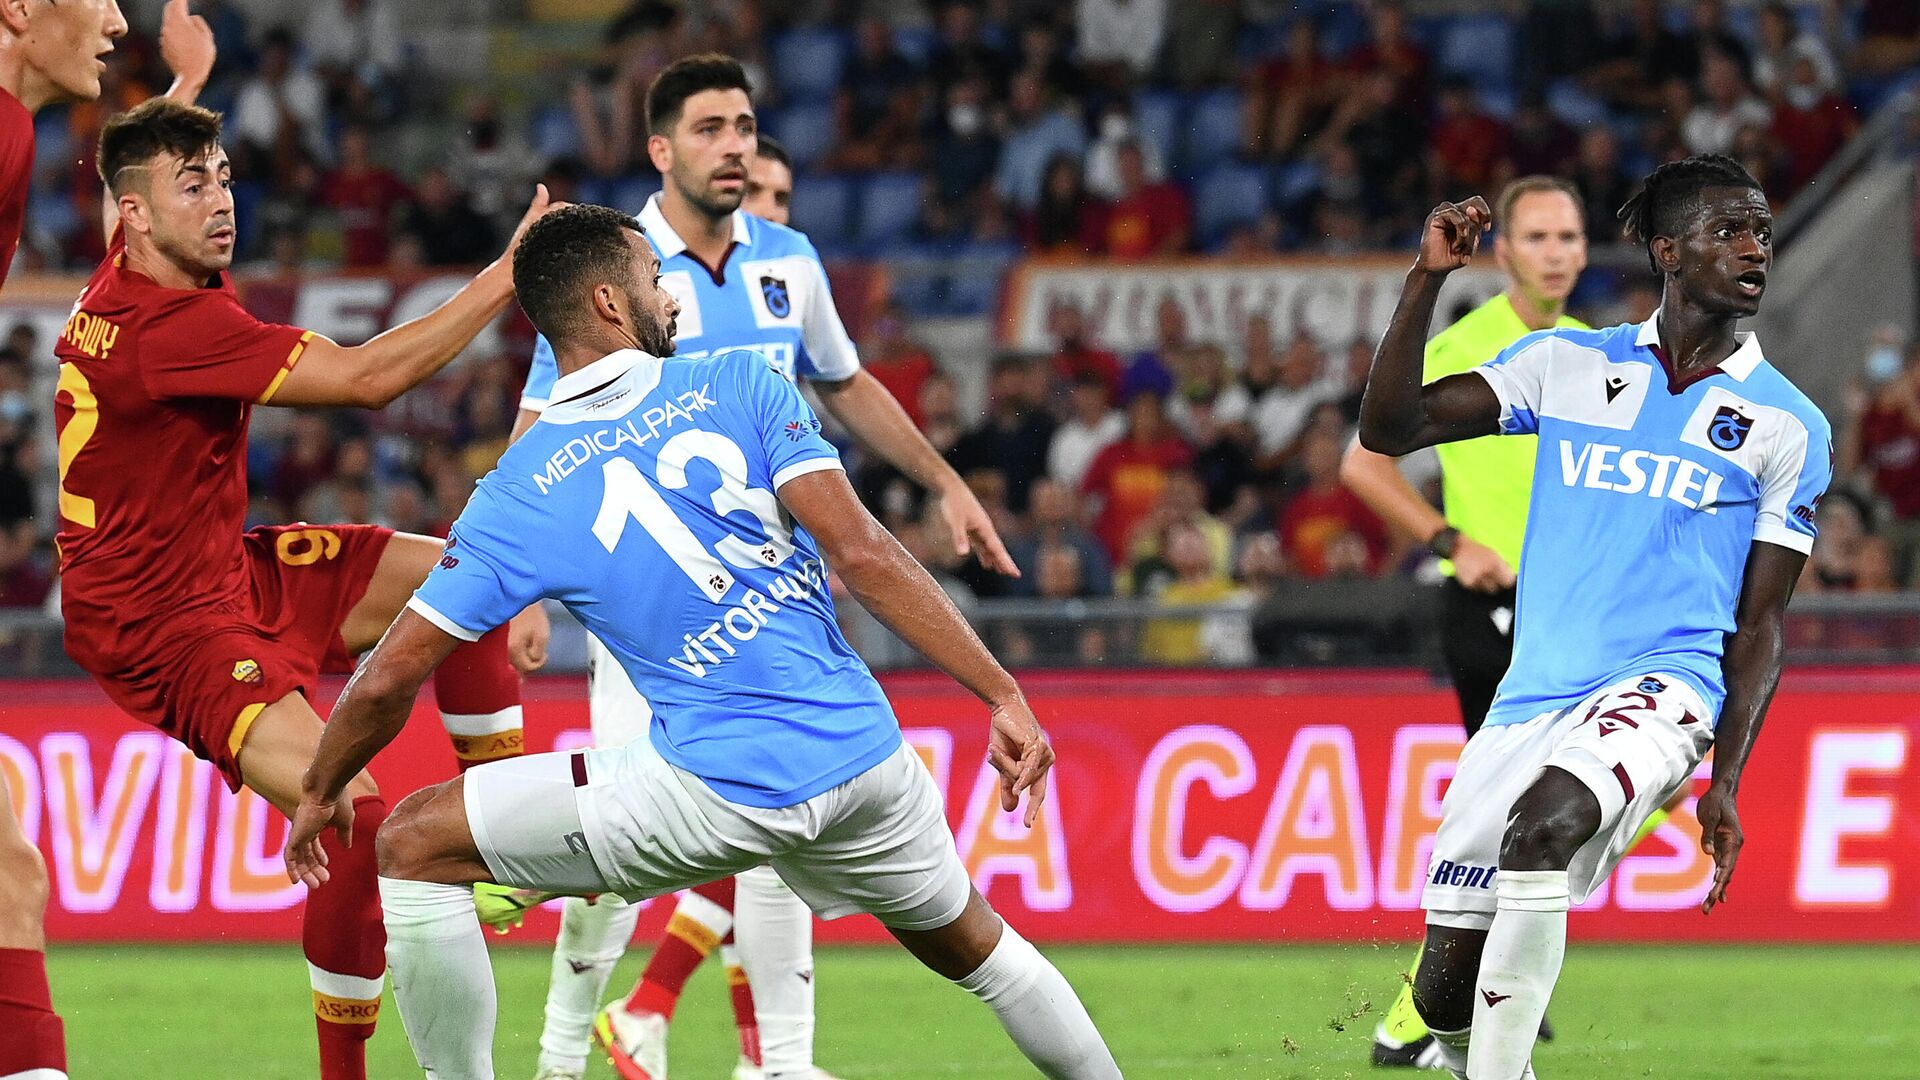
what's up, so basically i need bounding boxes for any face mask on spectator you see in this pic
[1784,84,1822,110]
[1867,345,1903,384]
[948,103,985,136]
[0,391,27,424]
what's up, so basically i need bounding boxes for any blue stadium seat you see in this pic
[1436,15,1516,95]
[892,25,937,66]
[531,104,583,162]
[1193,163,1269,250]
[1547,79,1609,129]
[1181,90,1245,176]
[773,27,850,103]
[768,102,836,171]
[606,174,661,214]
[855,172,924,248]
[1132,90,1183,171]
[788,173,853,247]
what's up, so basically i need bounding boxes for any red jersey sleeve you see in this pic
[137,286,313,403]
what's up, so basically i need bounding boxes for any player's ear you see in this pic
[0,0,32,36]
[646,133,672,176]
[115,190,151,236]
[1650,234,1681,274]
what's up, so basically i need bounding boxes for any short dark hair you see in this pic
[755,132,791,171]
[511,204,647,346]
[646,54,752,136]
[1618,154,1764,272]
[98,98,224,195]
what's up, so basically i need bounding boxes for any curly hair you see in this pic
[511,204,646,344]
[1617,154,1763,273]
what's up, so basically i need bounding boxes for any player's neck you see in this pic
[1504,286,1565,332]
[1654,300,1740,375]
[661,189,735,266]
[123,236,213,291]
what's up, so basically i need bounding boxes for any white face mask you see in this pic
[0,391,25,424]
[948,103,985,137]
[1784,83,1822,110]
[1100,113,1132,141]
[1867,345,1904,384]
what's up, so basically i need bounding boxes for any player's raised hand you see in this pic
[1415,197,1492,275]
[986,698,1054,827]
[938,483,1021,578]
[160,0,217,94]
[1696,784,1744,914]
[284,792,354,889]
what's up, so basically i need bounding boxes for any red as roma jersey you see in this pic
[53,229,311,662]
[0,86,35,286]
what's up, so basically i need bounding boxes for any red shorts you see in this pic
[69,523,395,790]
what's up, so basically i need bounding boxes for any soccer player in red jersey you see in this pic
[52,96,551,1080]
[0,5,206,1079]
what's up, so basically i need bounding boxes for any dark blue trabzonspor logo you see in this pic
[760,274,791,318]
[1708,405,1754,451]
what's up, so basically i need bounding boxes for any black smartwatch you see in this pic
[1427,525,1461,560]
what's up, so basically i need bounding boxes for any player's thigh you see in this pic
[770,743,971,934]
[234,690,378,817]
[377,775,493,885]
[0,778,48,950]
[1420,718,1558,927]
[886,888,1003,981]
[454,751,614,893]
[338,530,445,654]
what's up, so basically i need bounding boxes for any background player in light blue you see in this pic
[501,56,1015,1080]
[1357,156,1829,1080]
[284,206,1121,1080]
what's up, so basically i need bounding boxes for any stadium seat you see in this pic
[787,174,854,247]
[1193,163,1269,250]
[772,27,850,103]
[1546,79,1610,129]
[1132,90,1183,171]
[854,172,925,248]
[1181,89,1245,177]
[1436,15,1516,96]
[531,103,583,162]
[769,101,836,171]
[892,25,937,66]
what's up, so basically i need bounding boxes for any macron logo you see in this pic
[1558,441,1724,514]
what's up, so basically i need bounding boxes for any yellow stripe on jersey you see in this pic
[258,331,315,404]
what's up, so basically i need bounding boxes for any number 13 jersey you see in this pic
[412,347,901,809]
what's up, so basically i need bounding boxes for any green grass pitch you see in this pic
[51,942,1920,1078]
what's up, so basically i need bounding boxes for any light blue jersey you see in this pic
[413,348,901,808]
[520,194,859,411]
[1474,313,1831,729]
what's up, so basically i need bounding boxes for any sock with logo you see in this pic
[1469,870,1568,1080]
[721,937,761,1068]
[305,796,388,1080]
[951,921,1121,1080]
[1375,942,1429,1047]
[380,876,496,1079]
[0,947,67,1080]
[736,865,816,1078]
[435,627,523,770]
[536,895,641,1075]
[624,877,734,1019]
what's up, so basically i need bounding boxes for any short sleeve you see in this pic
[732,350,843,490]
[520,334,559,413]
[408,485,546,640]
[1753,413,1832,555]
[138,288,312,403]
[791,240,860,382]
[1471,330,1561,436]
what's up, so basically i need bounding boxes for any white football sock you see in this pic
[1469,870,1569,1080]
[536,895,640,1073]
[1426,1025,1470,1079]
[954,921,1121,1080]
[736,865,815,1080]
[379,877,497,1080]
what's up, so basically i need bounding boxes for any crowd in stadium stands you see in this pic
[6,0,1920,653]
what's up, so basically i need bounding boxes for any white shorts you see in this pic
[463,739,971,932]
[1422,672,1714,930]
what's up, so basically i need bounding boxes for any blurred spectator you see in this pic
[1590,0,1698,111]
[994,71,1089,212]
[1319,70,1425,225]
[1121,297,1185,402]
[1084,98,1166,201]
[272,412,339,515]
[1249,335,1338,469]
[1165,0,1239,89]
[1124,468,1233,593]
[321,125,414,268]
[1277,429,1387,578]
[1048,372,1125,490]
[1751,0,1839,99]
[1140,520,1248,665]
[1684,51,1769,157]
[0,350,33,451]
[1770,54,1856,194]
[449,95,536,224]
[928,71,1004,220]
[828,17,928,172]
[0,516,50,609]
[1008,477,1114,597]
[1081,390,1192,561]
[860,303,939,428]
[572,1,684,176]
[1075,0,1168,86]
[928,0,1013,101]
[231,29,331,168]
[1572,127,1633,240]
[400,167,497,266]
[1242,17,1337,161]
[952,358,1057,514]
[1013,16,1083,99]
[1842,342,1920,524]
[1087,139,1190,258]
[1502,93,1578,179]
[1047,304,1123,401]
[1801,491,1897,592]
[1343,1,1428,110]
[1428,78,1509,194]
[1685,0,1752,78]
[1183,394,1259,523]
[1855,0,1920,76]
[1021,155,1099,253]
[1166,343,1228,437]
[303,0,406,107]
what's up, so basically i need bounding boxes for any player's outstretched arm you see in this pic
[266,186,561,409]
[1696,540,1806,914]
[286,610,462,887]
[779,467,1052,824]
[811,370,1020,577]
[1358,198,1505,457]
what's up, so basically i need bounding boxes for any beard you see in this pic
[627,287,678,357]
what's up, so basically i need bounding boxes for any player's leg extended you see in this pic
[1468,767,1599,1080]
[341,532,524,769]
[888,891,1119,1080]
[235,693,388,1080]
[0,777,66,1080]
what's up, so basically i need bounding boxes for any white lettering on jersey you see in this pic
[532,385,718,494]
[1557,440,1726,513]
[679,342,799,381]
[666,558,830,677]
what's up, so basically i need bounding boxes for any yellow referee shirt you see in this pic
[1423,293,1587,574]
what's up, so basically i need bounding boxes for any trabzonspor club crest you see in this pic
[760,274,791,318]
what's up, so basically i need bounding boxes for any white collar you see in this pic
[638,192,751,261]
[543,349,663,423]
[1635,308,1764,381]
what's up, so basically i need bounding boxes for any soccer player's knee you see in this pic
[0,838,49,916]
[375,788,439,878]
[1499,808,1586,869]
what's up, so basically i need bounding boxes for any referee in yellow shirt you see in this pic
[1341,175,1588,1067]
